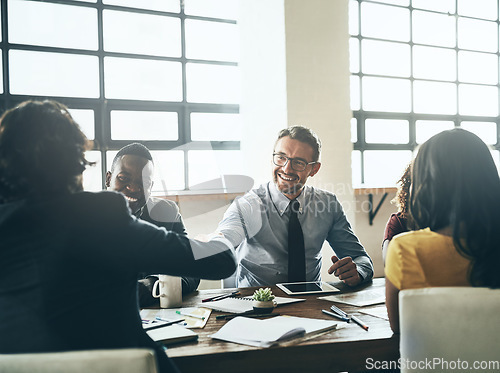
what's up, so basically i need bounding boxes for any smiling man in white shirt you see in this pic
[217,126,373,287]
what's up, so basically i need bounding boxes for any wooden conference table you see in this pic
[164,278,399,373]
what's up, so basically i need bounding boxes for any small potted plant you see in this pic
[252,288,277,313]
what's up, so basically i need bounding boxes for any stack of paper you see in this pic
[318,287,385,307]
[211,315,337,348]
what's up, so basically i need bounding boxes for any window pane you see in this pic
[349,0,359,36]
[103,0,180,12]
[413,10,456,48]
[460,122,497,145]
[8,0,98,50]
[188,150,242,190]
[413,45,456,81]
[184,0,239,20]
[151,150,185,193]
[191,113,241,141]
[350,75,360,111]
[458,51,498,85]
[186,63,240,104]
[365,119,409,143]
[104,57,182,101]
[415,120,454,144]
[83,151,102,192]
[185,20,239,62]
[361,3,410,42]
[413,81,457,114]
[107,150,185,193]
[103,10,181,57]
[363,150,413,186]
[459,84,498,117]
[9,50,99,98]
[349,38,359,73]
[68,109,95,140]
[110,111,178,140]
[351,118,358,143]
[362,77,411,112]
[361,39,410,77]
[351,150,361,186]
[412,0,455,13]
[458,18,498,53]
[458,0,497,21]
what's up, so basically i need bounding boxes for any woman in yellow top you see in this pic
[385,128,500,333]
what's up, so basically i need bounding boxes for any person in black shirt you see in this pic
[0,100,236,373]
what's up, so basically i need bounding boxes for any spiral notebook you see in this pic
[199,296,305,314]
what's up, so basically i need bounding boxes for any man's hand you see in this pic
[194,232,224,242]
[328,255,361,286]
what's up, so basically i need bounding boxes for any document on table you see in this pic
[140,307,211,329]
[211,315,337,348]
[358,305,389,320]
[318,287,385,307]
[200,296,305,314]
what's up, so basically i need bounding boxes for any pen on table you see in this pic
[330,305,348,318]
[151,317,186,327]
[350,315,369,331]
[215,310,255,320]
[175,310,205,320]
[322,309,350,322]
[202,290,240,303]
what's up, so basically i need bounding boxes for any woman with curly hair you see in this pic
[382,162,413,262]
[0,100,236,372]
[385,128,500,333]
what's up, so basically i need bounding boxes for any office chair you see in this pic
[0,348,158,373]
[399,287,500,373]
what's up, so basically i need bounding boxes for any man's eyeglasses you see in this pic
[272,153,316,172]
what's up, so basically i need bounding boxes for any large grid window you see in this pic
[350,0,500,187]
[1,0,241,195]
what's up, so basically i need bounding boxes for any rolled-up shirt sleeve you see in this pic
[326,196,374,282]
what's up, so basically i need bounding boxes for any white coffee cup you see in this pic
[152,275,182,308]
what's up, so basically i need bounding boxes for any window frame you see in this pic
[350,0,500,186]
[0,0,240,192]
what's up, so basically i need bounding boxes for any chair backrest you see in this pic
[399,287,500,373]
[0,348,158,373]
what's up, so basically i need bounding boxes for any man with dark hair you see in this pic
[106,143,200,305]
[217,125,373,287]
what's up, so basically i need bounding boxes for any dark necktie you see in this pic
[288,199,306,282]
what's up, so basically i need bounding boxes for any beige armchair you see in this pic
[0,348,158,373]
[399,287,500,373]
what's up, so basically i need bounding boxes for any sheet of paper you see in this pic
[318,287,385,307]
[140,307,211,329]
[358,305,389,320]
[146,324,198,345]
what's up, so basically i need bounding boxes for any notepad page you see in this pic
[210,315,337,348]
[200,296,306,314]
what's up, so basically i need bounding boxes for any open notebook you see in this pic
[199,296,306,314]
[211,315,337,348]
